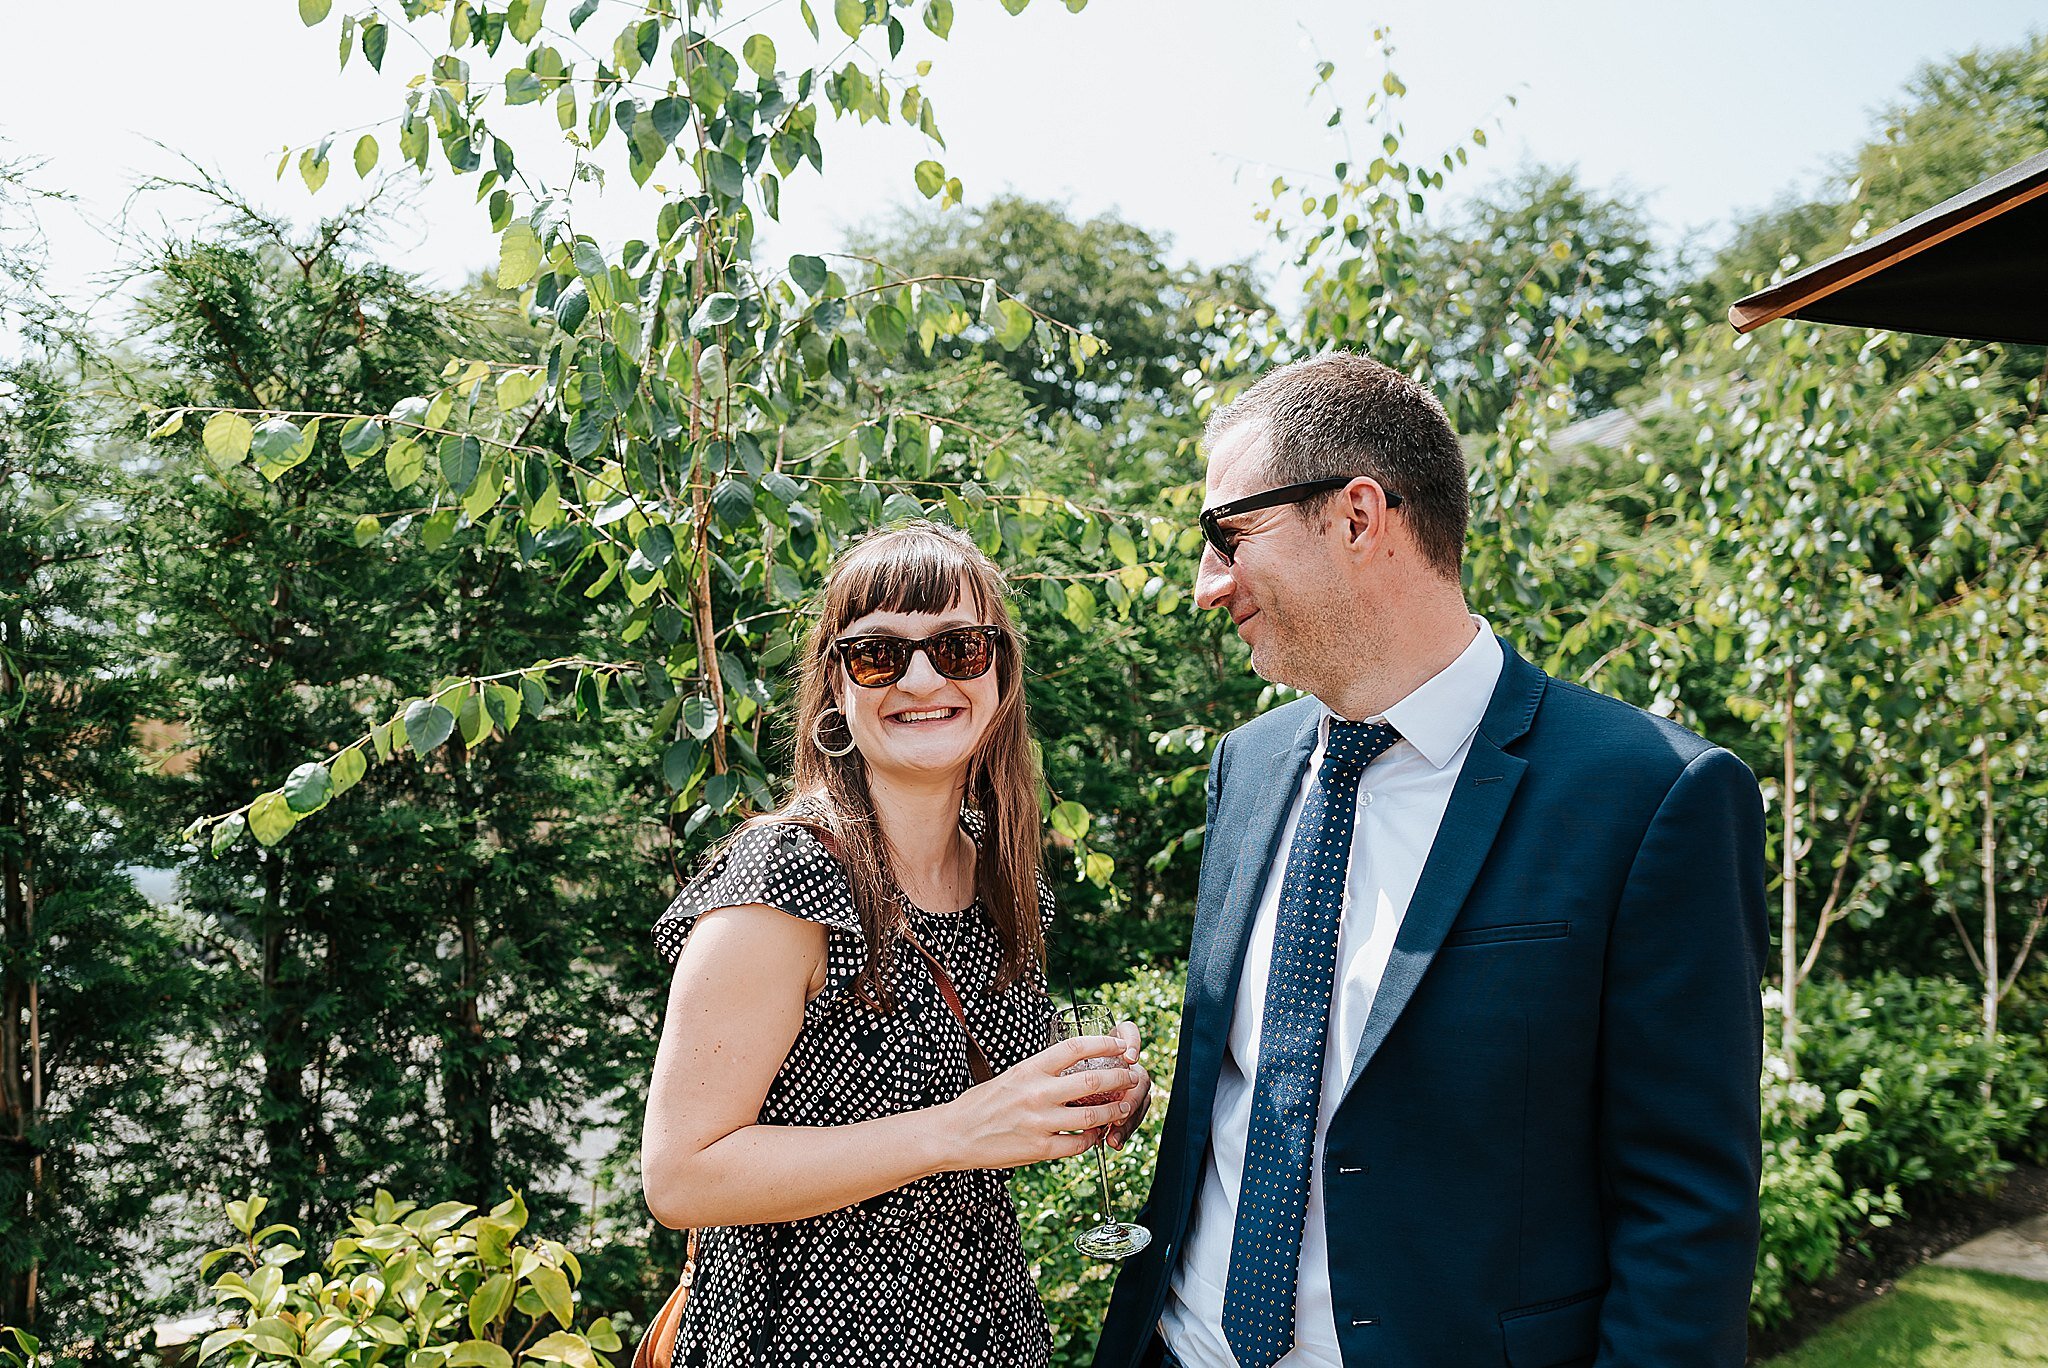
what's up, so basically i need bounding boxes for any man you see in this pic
[1094,353,1768,1368]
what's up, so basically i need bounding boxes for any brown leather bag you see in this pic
[632,1229,699,1368]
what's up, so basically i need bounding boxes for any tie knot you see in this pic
[1323,719,1400,776]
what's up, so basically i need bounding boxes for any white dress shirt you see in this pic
[1161,619,1504,1368]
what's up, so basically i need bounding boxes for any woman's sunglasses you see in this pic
[833,625,1004,688]
[1198,476,1405,565]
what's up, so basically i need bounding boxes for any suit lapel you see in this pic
[1181,706,1320,1161]
[1338,642,1547,1100]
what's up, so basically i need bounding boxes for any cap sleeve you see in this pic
[652,822,867,1002]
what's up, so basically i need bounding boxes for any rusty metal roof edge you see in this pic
[1727,145,2048,333]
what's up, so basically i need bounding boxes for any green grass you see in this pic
[1760,1266,2048,1366]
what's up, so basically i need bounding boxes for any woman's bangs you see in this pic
[838,535,999,625]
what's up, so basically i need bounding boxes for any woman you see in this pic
[643,521,1149,1366]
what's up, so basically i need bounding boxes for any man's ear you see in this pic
[1341,477,1392,550]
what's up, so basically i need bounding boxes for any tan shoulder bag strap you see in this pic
[901,924,995,1085]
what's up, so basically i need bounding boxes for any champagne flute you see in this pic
[1049,1001,1152,1260]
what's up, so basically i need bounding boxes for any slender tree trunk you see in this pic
[444,572,494,1204]
[1981,750,1998,1047]
[259,850,309,1235]
[1781,676,1799,1068]
[0,603,39,1327]
[447,881,493,1204]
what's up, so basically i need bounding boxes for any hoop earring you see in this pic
[812,705,857,758]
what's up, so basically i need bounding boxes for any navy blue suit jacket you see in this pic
[1095,639,1768,1368]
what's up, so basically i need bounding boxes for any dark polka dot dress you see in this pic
[651,813,1056,1368]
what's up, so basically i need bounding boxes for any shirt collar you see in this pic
[1319,616,1503,770]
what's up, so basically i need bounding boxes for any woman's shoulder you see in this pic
[652,809,859,965]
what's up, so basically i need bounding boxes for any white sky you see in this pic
[5,0,2044,329]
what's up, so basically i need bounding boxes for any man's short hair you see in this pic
[1205,352,1469,578]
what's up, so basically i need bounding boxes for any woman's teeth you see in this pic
[890,708,959,723]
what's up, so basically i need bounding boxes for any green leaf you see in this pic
[712,477,753,525]
[385,436,425,490]
[283,762,333,814]
[999,0,1028,12]
[209,814,246,857]
[303,1321,352,1363]
[554,279,589,333]
[923,0,953,36]
[681,693,716,740]
[529,1265,573,1328]
[865,303,907,355]
[913,160,945,198]
[248,792,297,847]
[299,148,330,194]
[199,1328,248,1363]
[202,411,253,468]
[463,457,501,520]
[422,508,459,551]
[299,0,331,24]
[801,0,819,37]
[509,0,547,42]
[707,152,745,199]
[404,699,457,755]
[441,435,484,495]
[148,408,185,439]
[484,683,523,734]
[649,96,688,144]
[249,418,304,462]
[742,33,776,78]
[340,416,385,459]
[498,221,544,289]
[699,344,729,399]
[459,688,490,748]
[448,1343,511,1368]
[1050,800,1091,842]
[690,292,740,332]
[662,739,700,790]
[572,237,607,278]
[834,0,866,38]
[354,134,379,177]
[330,747,368,796]
[993,299,1034,350]
[1062,580,1096,629]
[469,1273,513,1337]
[788,254,828,296]
[637,524,676,568]
[495,369,542,409]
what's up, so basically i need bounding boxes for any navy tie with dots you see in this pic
[1222,718,1401,1368]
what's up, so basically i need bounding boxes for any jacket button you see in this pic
[1351,1317,1378,1327]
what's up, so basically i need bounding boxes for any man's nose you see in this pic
[1193,545,1235,612]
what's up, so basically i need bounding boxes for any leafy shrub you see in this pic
[1791,974,2046,1198]
[1016,965,1185,1367]
[196,1191,622,1368]
[1751,1046,1901,1327]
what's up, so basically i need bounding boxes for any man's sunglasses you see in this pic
[1198,476,1405,566]
[833,625,1004,688]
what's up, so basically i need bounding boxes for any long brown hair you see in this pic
[767,519,1042,1008]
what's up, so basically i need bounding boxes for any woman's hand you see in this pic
[934,1033,1142,1171]
[1103,1019,1152,1151]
